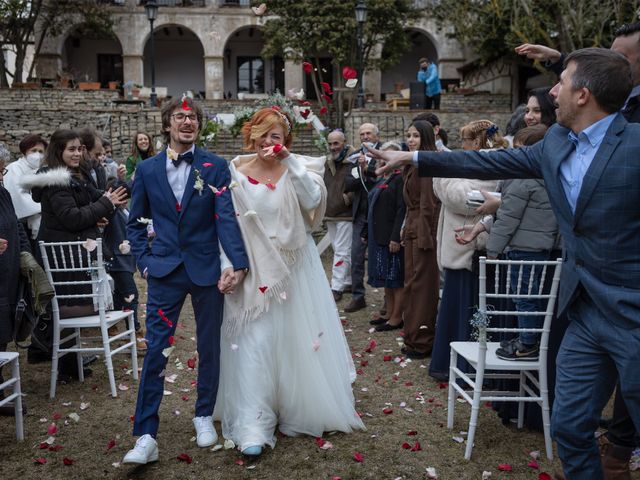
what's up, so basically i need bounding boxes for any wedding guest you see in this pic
[78,128,107,190]
[20,129,128,380]
[4,134,48,246]
[365,141,406,332]
[428,120,506,380]
[396,121,440,358]
[125,131,155,181]
[215,107,365,456]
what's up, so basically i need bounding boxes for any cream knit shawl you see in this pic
[223,153,327,336]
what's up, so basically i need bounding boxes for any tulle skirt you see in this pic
[214,236,365,451]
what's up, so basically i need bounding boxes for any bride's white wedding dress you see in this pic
[214,156,365,451]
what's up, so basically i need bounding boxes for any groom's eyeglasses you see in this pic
[171,113,199,124]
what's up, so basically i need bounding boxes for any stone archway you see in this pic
[223,26,282,99]
[380,28,438,98]
[62,26,123,87]
[142,24,205,98]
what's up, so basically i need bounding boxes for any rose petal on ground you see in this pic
[181,395,189,401]
[401,442,411,449]
[118,383,129,391]
[235,459,245,466]
[63,457,74,465]
[410,441,422,451]
[353,452,364,462]
[482,472,492,479]
[498,463,513,471]
[224,439,236,450]
[106,439,116,451]
[163,390,172,395]
[438,382,448,389]
[177,453,192,463]
[334,260,344,267]
[33,458,47,465]
[530,450,540,459]
[52,412,62,420]
[382,408,393,414]
[315,437,326,448]
[44,436,55,445]
[538,474,552,480]
[407,430,418,436]
[80,402,89,410]
[320,441,333,450]
[452,436,464,443]
[68,413,80,423]
[162,346,175,358]
[165,373,178,383]
[47,423,57,435]
[211,444,223,452]
[187,357,196,369]
[528,459,540,469]
[426,467,438,478]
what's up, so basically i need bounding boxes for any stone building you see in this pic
[35,0,471,101]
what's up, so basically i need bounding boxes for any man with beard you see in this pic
[366,48,640,480]
[323,129,355,302]
[123,97,249,464]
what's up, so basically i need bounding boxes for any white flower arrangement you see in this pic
[193,168,204,195]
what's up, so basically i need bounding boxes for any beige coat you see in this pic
[433,177,498,271]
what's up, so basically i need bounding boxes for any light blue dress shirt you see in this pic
[560,113,616,213]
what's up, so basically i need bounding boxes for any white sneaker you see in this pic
[193,416,218,448]
[122,434,159,464]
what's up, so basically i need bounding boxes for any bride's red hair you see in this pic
[241,108,294,151]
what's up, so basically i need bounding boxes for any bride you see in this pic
[214,107,365,456]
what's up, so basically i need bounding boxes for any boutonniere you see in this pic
[193,168,204,195]
[166,147,178,162]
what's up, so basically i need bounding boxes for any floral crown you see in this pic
[486,124,499,148]
[270,105,292,135]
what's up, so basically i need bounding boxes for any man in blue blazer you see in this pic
[368,48,640,479]
[122,98,249,464]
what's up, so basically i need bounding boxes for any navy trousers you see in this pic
[133,264,223,437]
[552,292,640,479]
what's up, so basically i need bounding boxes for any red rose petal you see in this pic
[177,453,192,463]
[498,463,513,471]
[203,162,213,167]
[168,336,175,346]
[33,458,47,465]
[322,94,333,103]
[235,459,245,466]
[300,109,311,119]
[320,82,332,94]
[258,286,268,293]
[187,357,196,369]
[382,407,393,414]
[214,213,219,220]
[176,202,182,212]
[63,457,74,466]
[47,423,57,435]
[315,437,326,448]
[407,430,418,436]
[356,368,364,375]
[247,175,260,185]
[319,106,328,115]
[410,441,422,451]
[302,62,313,74]
[334,260,344,267]
[438,382,448,389]
[181,395,189,401]
[360,360,368,367]
[39,442,49,449]
[364,339,377,353]
[272,143,283,154]
[342,66,357,80]
[383,355,392,361]
[405,381,414,386]
[52,412,62,420]
[377,184,389,189]
[266,183,276,191]
[181,99,191,111]
[353,452,364,462]
[401,442,411,449]
[528,459,540,469]
[106,439,116,451]
[49,444,64,451]
[539,474,552,480]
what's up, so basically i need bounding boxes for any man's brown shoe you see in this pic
[599,435,632,480]
[344,297,366,313]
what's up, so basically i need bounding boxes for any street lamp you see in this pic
[355,1,367,108]
[145,0,158,107]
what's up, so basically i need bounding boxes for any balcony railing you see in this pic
[137,0,206,6]
[219,0,251,6]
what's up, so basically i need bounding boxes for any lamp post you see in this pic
[355,1,367,109]
[145,0,158,107]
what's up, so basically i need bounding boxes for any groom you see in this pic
[123,97,249,464]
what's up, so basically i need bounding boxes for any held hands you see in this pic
[218,268,248,294]
[262,143,289,160]
[104,186,128,207]
[474,190,501,215]
[514,44,561,63]
[0,238,7,255]
[96,217,109,228]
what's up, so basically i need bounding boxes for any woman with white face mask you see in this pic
[3,134,48,243]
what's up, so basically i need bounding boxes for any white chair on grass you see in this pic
[39,239,138,399]
[0,352,24,440]
[447,256,562,460]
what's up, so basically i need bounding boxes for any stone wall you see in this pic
[0,89,515,163]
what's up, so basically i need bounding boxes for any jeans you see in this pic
[506,250,551,346]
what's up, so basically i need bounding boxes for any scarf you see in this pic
[223,153,327,336]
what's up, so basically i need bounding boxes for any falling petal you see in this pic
[203,162,214,167]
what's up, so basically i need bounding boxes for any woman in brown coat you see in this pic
[400,121,440,359]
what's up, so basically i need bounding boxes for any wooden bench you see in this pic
[386,97,409,110]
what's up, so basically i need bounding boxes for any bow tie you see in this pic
[171,151,194,168]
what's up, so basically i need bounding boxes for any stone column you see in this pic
[204,56,224,100]
[284,59,304,93]
[122,55,144,86]
[364,69,381,102]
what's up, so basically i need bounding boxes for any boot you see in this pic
[599,435,632,480]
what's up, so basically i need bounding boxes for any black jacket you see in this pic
[364,172,405,245]
[343,142,381,220]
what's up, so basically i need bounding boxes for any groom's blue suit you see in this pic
[127,147,248,437]
[415,113,640,478]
